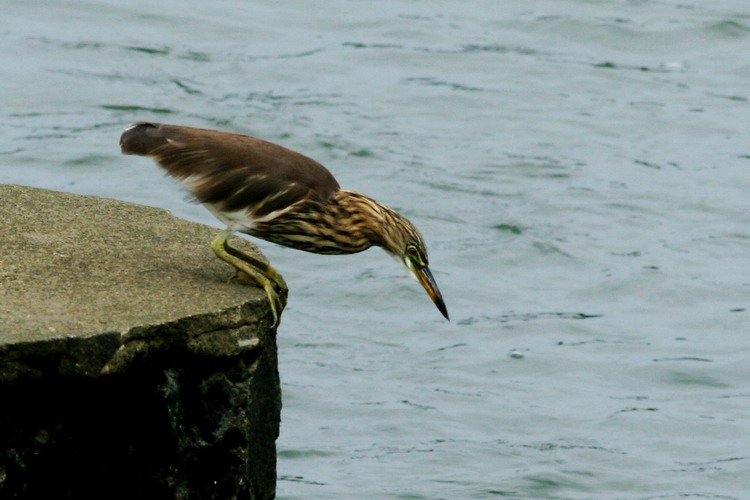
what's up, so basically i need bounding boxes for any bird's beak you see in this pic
[413,264,449,321]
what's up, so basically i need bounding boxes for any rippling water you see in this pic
[3,1,750,498]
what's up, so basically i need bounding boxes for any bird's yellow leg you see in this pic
[222,237,287,292]
[211,229,285,326]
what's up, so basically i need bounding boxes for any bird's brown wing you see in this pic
[120,121,341,217]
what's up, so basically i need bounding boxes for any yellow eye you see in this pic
[406,245,425,266]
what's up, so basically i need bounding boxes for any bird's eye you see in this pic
[406,245,425,266]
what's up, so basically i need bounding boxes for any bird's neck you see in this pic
[331,190,403,252]
[246,190,403,256]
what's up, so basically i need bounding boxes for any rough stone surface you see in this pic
[0,184,284,499]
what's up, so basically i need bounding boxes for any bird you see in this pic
[120,121,448,326]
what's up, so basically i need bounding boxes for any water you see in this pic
[2,1,749,498]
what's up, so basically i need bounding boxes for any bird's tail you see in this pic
[120,121,168,156]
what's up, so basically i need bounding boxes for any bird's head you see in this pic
[377,208,449,321]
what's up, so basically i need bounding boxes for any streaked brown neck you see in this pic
[247,190,402,255]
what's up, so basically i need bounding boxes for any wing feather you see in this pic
[120,121,341,217]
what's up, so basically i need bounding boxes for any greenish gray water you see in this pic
[2,1,749,498]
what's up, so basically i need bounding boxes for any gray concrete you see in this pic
[0,184,284,499]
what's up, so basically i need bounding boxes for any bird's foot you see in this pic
[228,268,286,293]
[227,269,251,284]
[258,280,284,328]
[212,230,286,327]
[227,269,284,327]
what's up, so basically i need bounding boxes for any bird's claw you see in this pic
[227,269,250,284]
[227,270,285,327]
[213,230,286,327]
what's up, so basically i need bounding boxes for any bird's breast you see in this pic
[240,201,376,255]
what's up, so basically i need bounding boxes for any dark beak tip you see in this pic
[416,265,449,321]
[435,297,451,321]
